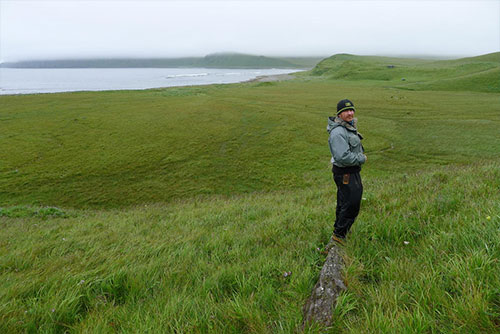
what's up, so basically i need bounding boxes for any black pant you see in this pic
[333,172,363,238]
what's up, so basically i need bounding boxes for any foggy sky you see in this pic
[1,0,499,62]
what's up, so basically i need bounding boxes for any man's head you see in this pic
[336,99,355,123]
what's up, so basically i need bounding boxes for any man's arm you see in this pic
[329,129,366,166]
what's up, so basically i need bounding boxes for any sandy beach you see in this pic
[247,72,302,83]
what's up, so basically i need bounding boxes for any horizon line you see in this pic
[3,51,498,64]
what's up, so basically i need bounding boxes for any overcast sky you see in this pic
[1,0,499,62]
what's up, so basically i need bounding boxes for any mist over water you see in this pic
[0,68,301,95]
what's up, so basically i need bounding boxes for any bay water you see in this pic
[0,68,301,95]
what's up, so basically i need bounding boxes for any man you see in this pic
[327,99,366,244]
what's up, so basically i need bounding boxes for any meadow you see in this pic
[1,53,499,333]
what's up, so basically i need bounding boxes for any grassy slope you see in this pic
[1,53,500,332]
[311,52,500,93]
[1,164,499,333]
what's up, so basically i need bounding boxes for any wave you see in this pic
[215,72,241,76]
[165,73,209,79]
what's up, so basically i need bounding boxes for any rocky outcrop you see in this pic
[302,241,346,328]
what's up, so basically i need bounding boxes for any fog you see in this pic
[1,0,499,62]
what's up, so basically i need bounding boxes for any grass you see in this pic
[1,79,499,208]
[1,52,499,332]
[311,52,500,92]
[1,164,498,333]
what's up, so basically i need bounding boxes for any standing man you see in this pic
[327,99,366,243]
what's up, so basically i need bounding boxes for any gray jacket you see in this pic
[327,116,366,167]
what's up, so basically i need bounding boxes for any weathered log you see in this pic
[302,240,346,328]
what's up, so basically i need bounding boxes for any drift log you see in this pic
[302,242,346,327]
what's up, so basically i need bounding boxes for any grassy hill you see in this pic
[310,52,500,93]
[0,53,322,69]
[1,53,499,332]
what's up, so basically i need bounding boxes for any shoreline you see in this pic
[0,68,304,96]
[243,72,301,84]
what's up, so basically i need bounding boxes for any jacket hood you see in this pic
[327,116,358,134]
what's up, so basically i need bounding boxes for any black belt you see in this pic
[332,164,361,175]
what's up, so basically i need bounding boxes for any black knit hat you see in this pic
[337,99,356,115]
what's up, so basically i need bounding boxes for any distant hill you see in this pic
[310,52,500,93]
[0,53,322,69]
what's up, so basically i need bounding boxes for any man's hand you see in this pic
[364,154,367,162]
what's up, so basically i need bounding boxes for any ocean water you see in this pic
[0,68,301,95]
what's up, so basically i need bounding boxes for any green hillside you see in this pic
[200,53,319,68]
[310,52,500,92]
[1,53,499,332]
[449,52,500,63]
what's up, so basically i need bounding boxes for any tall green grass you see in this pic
[1,53,499,332]
[1,163,498,333]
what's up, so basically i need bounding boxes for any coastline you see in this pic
[0,68,304,96]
